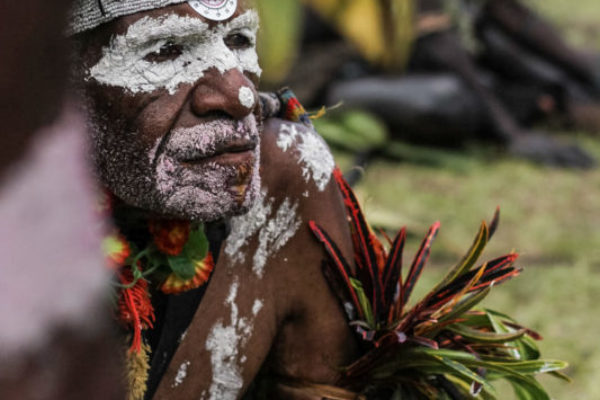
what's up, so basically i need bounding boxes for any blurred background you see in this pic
[257,0,600,398]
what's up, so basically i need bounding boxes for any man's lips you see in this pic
[177,140,257,165]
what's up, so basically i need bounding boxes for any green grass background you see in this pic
[332,1,600,398]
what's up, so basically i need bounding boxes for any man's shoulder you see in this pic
[260,117,336,195]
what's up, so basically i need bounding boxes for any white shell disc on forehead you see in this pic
[188,0,238,21]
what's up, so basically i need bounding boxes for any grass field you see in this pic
[332,1,600,398]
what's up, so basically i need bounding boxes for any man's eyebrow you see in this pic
[221,10,259,32]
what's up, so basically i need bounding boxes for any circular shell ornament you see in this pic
[188,0,238,21]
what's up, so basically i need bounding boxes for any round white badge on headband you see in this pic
[188,0,238,21]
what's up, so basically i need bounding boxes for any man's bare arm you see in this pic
[154,118,358,399]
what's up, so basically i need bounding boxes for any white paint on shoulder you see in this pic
[89,11,261,94]
[205,280,264,400]
[276,123,335,191]
[172,360,191,388]
[238,86,255,109]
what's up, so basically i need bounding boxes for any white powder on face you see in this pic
[89,11,261,94]
[205,279,263,400]
[149,116,261,221]
[277,123,335,191]
[225,190,301,278]
[172,360,191,388]
[238,86,255,109]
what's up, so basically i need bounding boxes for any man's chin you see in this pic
[156,172,261,222]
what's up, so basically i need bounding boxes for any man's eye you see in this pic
[224,33,252,50]
[144,42,183,62]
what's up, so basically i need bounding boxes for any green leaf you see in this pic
[445,375,498,400]
[465,360,553,400]
[465,359,568,377]
[548,371,572,383]
[438,288,491,323]
[350,278,375,328]
[436,356,495,393]
[507,376,550,400]
[314,110,389,152]
[183,225,209,261]
[510,380,539,400]
[418,348,478,362]
[515,335,541,361]
[433,221,489,293]
[448,324,527,343]
[167,255,197,281]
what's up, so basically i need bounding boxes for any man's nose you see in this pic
[190,68,258,120]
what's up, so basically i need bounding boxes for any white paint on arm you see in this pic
[225,189,302,278]
[252,299,263,316]
[172,360,191,388]
[205,280,264,400]
[225,189,273,265]
[253,197,301,278]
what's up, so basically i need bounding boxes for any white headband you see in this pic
[69,0,238,35]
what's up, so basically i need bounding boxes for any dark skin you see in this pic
[79,2,358,398]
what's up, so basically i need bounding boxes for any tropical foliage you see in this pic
[309,169,568,399]
[257,0,415,84]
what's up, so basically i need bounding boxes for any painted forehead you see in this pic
[119,9,258,44]
[88,9,261,94]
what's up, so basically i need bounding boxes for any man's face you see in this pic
[80,1,262,221]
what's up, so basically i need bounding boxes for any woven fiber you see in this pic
[68,0,188,35]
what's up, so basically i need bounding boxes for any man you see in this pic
[72,1,358,399]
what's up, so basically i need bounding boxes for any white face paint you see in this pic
[189,0,238,21]
[238,86,255,109]
[88,10,261,94]
[277,123,335,191]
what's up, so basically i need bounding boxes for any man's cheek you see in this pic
[135,91,190,147]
